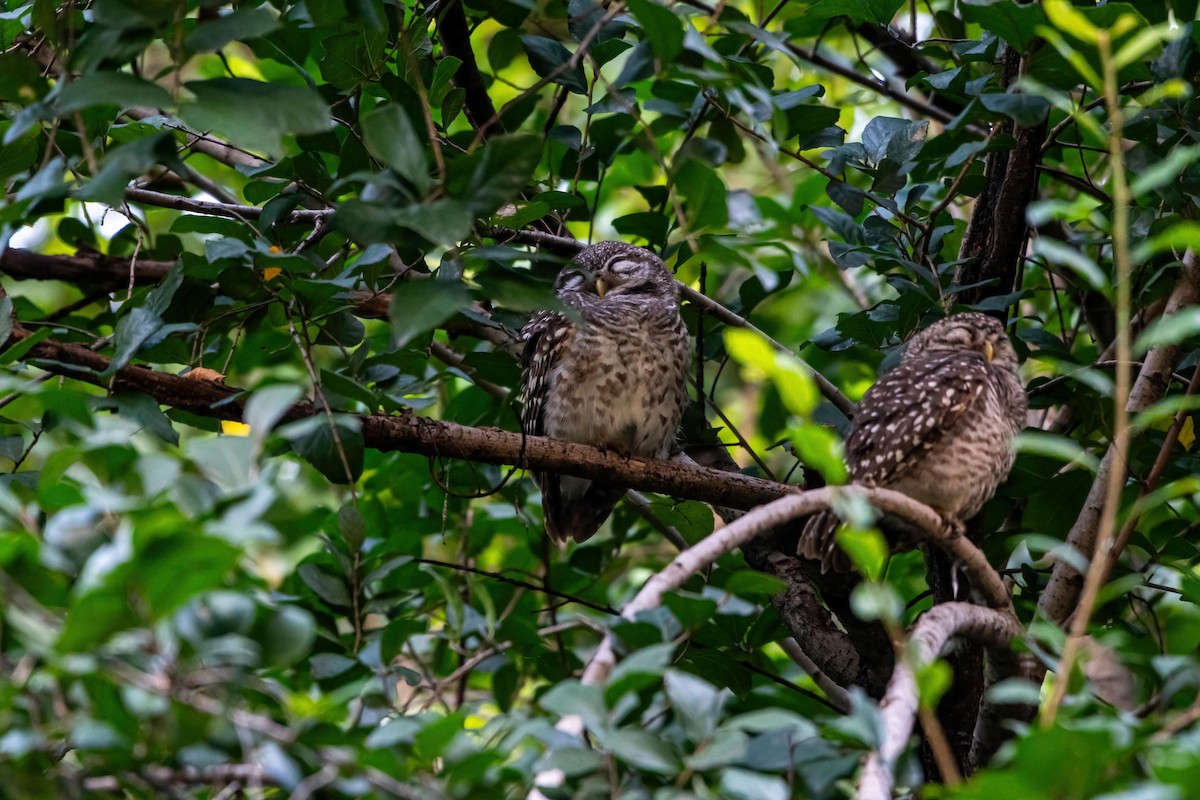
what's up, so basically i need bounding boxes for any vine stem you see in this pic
[1042,29,1133,727]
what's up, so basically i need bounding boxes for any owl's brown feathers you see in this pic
[520,242,690,543]
[799,312,1027,572]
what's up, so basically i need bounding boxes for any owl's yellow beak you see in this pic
[984,341,994,362]
[595,278,608,298]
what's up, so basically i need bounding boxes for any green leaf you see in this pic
[1134,221,1200,262]
[179,78,332,158]
[446,133,542,216]
[1014,431,1100,473]
[110,392,178,445]
[338,503,366,551]
[57,72,173,112]
[719,768,789,800]
[138,535,241,615]
[185,7,279,52]
[849,581,903,625]
[915,659,954,710]
[80,131,178,205]
[960,0,1047,51]
[0,296,12,347]
[608,641,674,686]
[282,414,364,484]
[520,36,587,94]
[1032,238,1109,291]
[685,728,749,770]
[105,265,188,374]
[664,669,725,742]
[389,278,471,348]
[1129,145,1200,197]
[58,590,134,652]
[724,570,787,599]
[540,680,607,732]
[332,199,475,246]
[1134,307,1200,356]
[298,562,352,607]
[980,92,1051,126]
[675,159,728,230]
[319,28,387,93]
[244,385,303,453]
[1042,0,1100,44]
[536,747,605,778]
[260,606,316,667]
[601,727,679,774]
[725,329,818,418]
[838,527,890,581]
[626,0,684,61]
[362,104,431,193]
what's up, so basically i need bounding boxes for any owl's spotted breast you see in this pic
[520,242,690,543]
[799,313,1026,572]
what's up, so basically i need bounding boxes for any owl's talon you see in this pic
[943,516,967,538]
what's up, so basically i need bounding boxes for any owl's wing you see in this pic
[519,310,567,439]
[846,351,989,486]
[520,308,619,543]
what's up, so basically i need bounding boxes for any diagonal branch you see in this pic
[1037,251,1200,626]
[581,488,1011,685]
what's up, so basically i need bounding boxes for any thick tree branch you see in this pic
[435,1,505,138]
[7,328,793,511]
[953,47,1045,308]
[0,248,173,285]
[741,537,888,695]
[855,603,1022,800]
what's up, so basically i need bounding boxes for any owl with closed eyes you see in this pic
[520,242,691,543]
[799,312,1027,572]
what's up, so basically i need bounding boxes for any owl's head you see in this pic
[566,241,677,300]
[904,312,1019,370]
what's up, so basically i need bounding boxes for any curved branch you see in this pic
[581,488,1011,685]
[856,603,1021,800]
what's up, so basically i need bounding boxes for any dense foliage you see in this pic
[3,0,1200,797]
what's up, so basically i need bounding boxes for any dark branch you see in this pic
[436,1,505,138]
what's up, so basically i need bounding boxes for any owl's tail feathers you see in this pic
[798,511,852,573]
[538,474,625,543]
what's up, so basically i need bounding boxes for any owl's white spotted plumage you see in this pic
[799,312,1027,572]
[520,242,690,542]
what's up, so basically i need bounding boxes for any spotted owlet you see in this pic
[799,312,1026,572]
[520,242,691,543]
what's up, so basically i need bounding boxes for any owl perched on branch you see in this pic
[520,242,691,543]
[799,312,1027,572]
